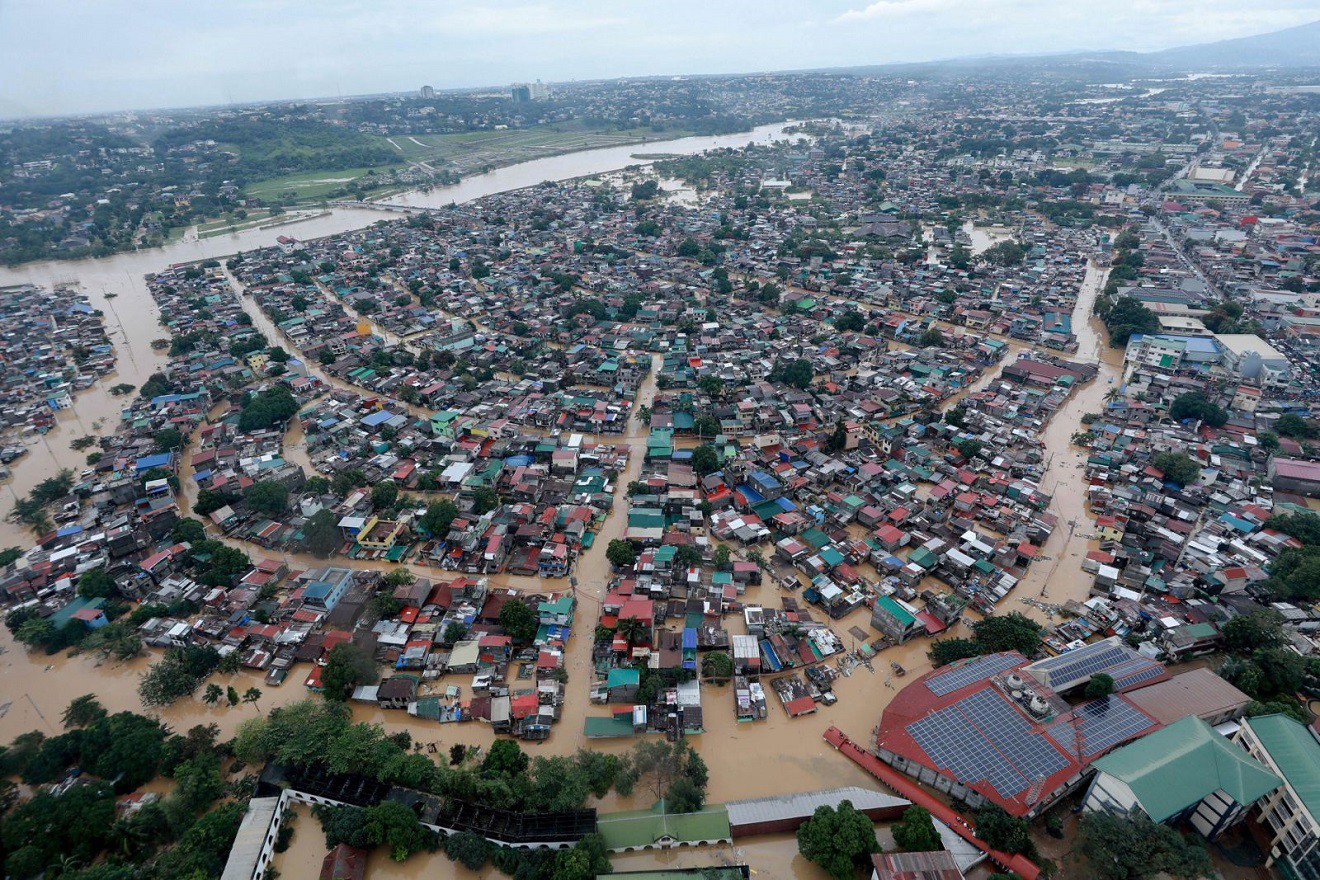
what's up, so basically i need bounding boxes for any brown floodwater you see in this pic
[0,139,1112,880]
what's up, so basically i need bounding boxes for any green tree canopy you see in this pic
[1079,810,1211,880]
[795,800,880,880]
[892,805,943,852]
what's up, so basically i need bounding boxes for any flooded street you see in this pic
[1012,263,1119,622]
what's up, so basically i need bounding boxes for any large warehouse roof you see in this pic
[876,652,1160,816]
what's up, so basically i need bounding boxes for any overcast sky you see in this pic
[1,0,1316,119]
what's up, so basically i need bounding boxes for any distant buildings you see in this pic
[511,80,550,102]
[419,85,435,99]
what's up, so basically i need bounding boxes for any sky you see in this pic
[1,0,1317,119]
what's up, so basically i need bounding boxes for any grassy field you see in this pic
[391,124,691,170]
[244,123,694,204]
[244,166,402,202]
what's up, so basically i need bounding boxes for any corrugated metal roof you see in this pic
[724,786,908,827]
[1246,715,1320,822]
[1124,668,1249,725]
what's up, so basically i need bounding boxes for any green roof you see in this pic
[596,805,731,850]
[1091,716,1280,822]
[875,595,916,626]
[606,668,640,688]
[1246,715,1320,821]
[584,715,636,739]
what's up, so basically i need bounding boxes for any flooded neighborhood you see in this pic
[2,45,1320,880]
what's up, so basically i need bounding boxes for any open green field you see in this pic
[384,123,694,176]
[245,166,402,202]
[244,123,694,205]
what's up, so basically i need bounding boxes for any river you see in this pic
[0,122,800,549]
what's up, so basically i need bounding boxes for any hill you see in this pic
[1145,19,1320,69]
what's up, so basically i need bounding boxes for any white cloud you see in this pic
[835,0,959,20]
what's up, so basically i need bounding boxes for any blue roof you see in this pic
[774,497,797,512]
[682,628,697,649]
[361,410,395,427]
[135,452,173,472]
[56,524,83,537]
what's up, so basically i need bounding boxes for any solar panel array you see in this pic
[926,653,1022,696]
[1045,696,1157,759]
[1112,664,1165,691]
[909,689,1070,799]
[1029,642,1130,687]
[1027,640,1165,692]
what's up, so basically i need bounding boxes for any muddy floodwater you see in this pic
[0,120,1114,879]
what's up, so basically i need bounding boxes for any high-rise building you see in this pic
[511,80,549,103]
[419,85,435,99]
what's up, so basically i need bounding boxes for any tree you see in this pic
[892,805,943,852]
[171,517,207,545]
[302,508,341,557]
[956,438,983,461]
[371,481,399,510]
[227,686,240,707]
[1152,451,1200,486]
[202,683,224,705]
[972,613,1043,657]
[824,419,848,454]
[666,776,705,813]
[243,686,263,713]
[62,694,107,729]
[471,486,499,515]
[928,637,982,667]
[1222,609,1286,654]
[1079,810,1211,880]
[690,444,720,476]
[976,804,1031,854]
[1266,546,1320,602]
[606,539,637,569]
[702,651,733,682]
[499,600,539,644]
[982,240,1028,266]
[1275,413,1319,439]
[155,427,184,453]
[321,642,378,701]
[771,358,814,389]
[796,800,879,880]
[1264,511,1320,546]
[237,385,298,431]
[482,738,530,778]
[920,327,945,348]
[693,415,720,439]
[1168,392,1227,427]
[420,499,459,537]
[1102,296,1160,347]
[1085,673,1115,699]
[713,544,731,568]
[243,479,289,517]
[77,567,118,600]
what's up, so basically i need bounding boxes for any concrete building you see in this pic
[1084,716,1280,840]
[419,85,435,99]
[1215,334,1292,388]
[1235,714,1320,879]
[1122,668,1250,727]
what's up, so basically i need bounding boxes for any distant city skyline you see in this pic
[1,0,1317,119]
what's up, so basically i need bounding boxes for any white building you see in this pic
[1235,715,1320,879]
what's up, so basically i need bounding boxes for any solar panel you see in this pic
[909,689,1070,800]
[926,653,1022,696]
[1045,697,1157,758]
[1113,664,1165,691]
[1030,643,1130,688]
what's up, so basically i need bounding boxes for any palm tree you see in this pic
[243,687,264,713]
[202,683,224,705]
[615,616,650,646]
[1104,387,1122,403]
